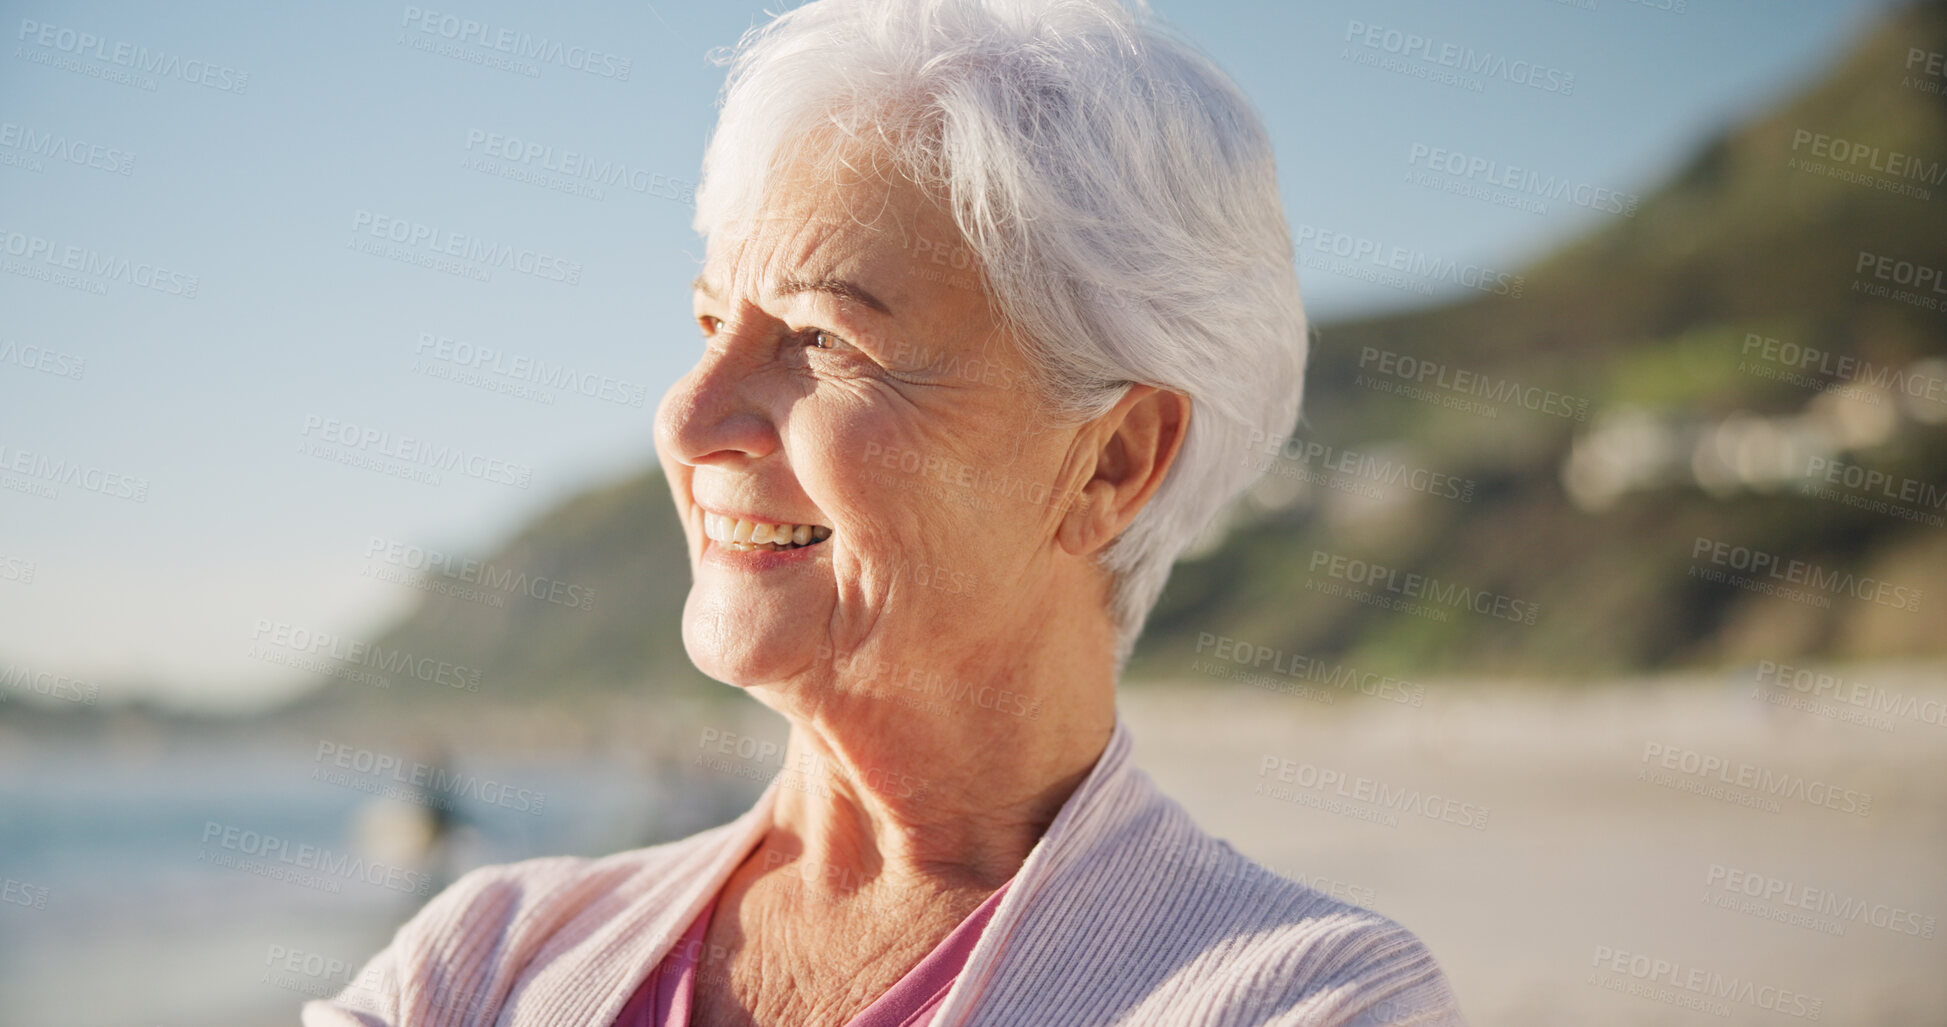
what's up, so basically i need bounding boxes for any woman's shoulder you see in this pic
[301,816,761,1026]
[405,816,752,934]
[1193,846,1465,1025]
[1017,765,1467,1024]
[1133,826,1456,988]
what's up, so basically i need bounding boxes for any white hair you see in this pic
[695,0,1307,665]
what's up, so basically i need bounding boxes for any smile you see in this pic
[701,511,833,552]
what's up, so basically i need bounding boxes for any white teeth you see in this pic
[700,512,833,551]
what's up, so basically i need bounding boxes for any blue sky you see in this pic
[0,0,1898,710]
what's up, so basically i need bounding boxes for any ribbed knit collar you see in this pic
[561,712,1137,1027]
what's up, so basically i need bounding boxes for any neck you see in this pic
[751,619,1118,899]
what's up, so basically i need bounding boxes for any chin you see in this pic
[681,589,823,689]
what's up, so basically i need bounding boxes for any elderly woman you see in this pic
[306,0,1463,1024]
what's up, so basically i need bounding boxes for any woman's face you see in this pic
[656,154,1082,699]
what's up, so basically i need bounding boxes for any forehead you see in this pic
[701,153,982,312]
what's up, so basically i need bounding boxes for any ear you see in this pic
[1057,385,1191,557]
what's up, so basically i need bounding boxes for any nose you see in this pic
[655,346,780,469]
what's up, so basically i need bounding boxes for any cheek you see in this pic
[825,406,1052,602]
[812,400,978,527]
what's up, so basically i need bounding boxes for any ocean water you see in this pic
[8,671,1944,1026]
[0,738,759,1027]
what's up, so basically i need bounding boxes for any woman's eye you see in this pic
[697,315,721,337]
[807,328,845,350]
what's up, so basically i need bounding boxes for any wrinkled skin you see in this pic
[654,147,1188,1027]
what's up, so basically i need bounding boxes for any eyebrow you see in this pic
[777,276,892,316]
[691,274,892,317]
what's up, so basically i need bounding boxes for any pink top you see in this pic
[306,719,1467,1027]
[612,880,1013,1027]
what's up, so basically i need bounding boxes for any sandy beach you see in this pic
[1118,666,1947,1025]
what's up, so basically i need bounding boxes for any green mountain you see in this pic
[1138,0,1947,679]
[281,0,1947,711]
[272,469,717,713]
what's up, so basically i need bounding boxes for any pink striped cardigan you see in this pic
[302,716,1466,1026]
